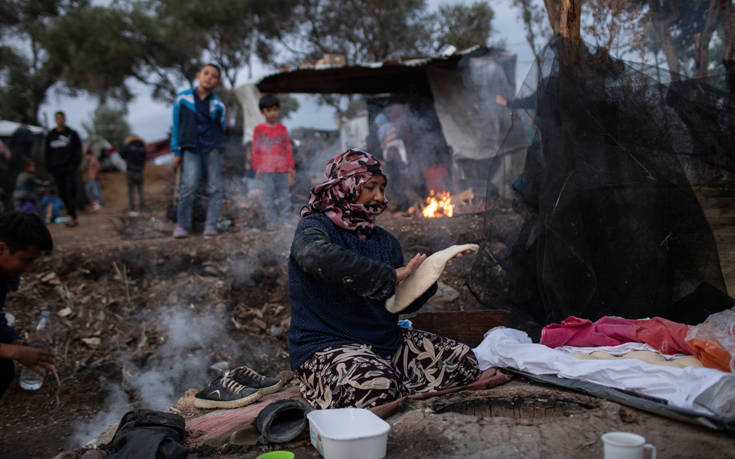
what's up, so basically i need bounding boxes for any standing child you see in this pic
[120,135,147,216]
[253,94,295,230]
[0,212,55,398]
[171,63,226,239]
[84,151,103,210]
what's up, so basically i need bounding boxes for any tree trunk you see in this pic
[648,0,680,81]
[720,0,735,94]
[543,0,562,34]
[695,0,720,79]
[560,0,582,43]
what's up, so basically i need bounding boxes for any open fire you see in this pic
[422,190,454,218]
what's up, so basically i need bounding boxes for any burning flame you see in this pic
[422,190,454,218]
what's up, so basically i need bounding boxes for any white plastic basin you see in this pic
[307,408,391,459]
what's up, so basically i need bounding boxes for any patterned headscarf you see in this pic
[301,148,387,237]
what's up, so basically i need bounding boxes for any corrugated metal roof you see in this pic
[257,46,509,94]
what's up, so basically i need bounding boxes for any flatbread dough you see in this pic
[385,243,479,313]
[570,350,703,368]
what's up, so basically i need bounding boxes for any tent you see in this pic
[235,46,527,198]
[0,120,44,137]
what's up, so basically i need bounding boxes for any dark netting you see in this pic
[469,37,735,339]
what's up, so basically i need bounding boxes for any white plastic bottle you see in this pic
[19,310,52,391]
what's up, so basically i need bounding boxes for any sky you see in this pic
[37,0,535,143]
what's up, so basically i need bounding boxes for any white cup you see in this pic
[601,432,656,459]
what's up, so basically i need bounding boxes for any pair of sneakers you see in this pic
[194,365,283,409]
[172,226,217,239]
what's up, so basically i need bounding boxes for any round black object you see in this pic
[254,399,310,443]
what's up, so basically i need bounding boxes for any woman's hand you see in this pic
[395,252,427,285]
[446,249,475,266]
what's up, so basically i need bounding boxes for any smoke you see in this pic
[69,305,237,448]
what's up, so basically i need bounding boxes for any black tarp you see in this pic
[469,37,735,338]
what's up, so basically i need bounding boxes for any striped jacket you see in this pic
[171,87,226,156]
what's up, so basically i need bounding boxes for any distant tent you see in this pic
[0,120,44,137]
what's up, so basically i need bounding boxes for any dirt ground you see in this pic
[1,165,734,458]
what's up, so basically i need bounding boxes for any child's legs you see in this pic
[126,174,137,210]
[260,173,278,226]
[391,329,480,395]
[85,179,102,204]
[203,149,224,228]
[274,172,292,221]
[295,343,402,409]
[136,175,145,210]
[176,151,203,230]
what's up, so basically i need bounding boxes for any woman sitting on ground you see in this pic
[288,148,480,409]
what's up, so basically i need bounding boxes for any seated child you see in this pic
[0,212,55,397]
[12,159,48,213]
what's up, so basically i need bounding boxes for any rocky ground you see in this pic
[1,165,734,458]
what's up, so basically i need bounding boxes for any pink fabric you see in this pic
[540,316,637,348]
[632,317,694,355]
[185,385,302,449]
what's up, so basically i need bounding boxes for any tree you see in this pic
[433,2,494,51]
[42,5,142,102]
[511,0,551,74]
[82,104,132,150]
[721,0,735,93]
[0,0,87,124]
[581,0,648,59]
[290,0,433,65]
[122,0,300,128]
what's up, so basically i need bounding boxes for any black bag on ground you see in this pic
[106,409,188,459]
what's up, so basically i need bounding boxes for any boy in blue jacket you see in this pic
[171,63,227,239]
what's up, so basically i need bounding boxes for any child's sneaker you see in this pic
[173,226,188,239]
[128,211,139,217]
[203,225,217,239]
[193,374,262,409]
[92,201,102,211]
[230,365,283,396]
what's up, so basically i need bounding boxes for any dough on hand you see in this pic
[385,243,479,313]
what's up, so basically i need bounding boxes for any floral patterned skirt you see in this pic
[295,329,481,409]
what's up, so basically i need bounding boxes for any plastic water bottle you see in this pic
[19,310,53,391]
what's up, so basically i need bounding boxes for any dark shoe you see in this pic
[65,219,78,228]
[194,374,262,409]
[230,365,283,395]
[254,399,310,443]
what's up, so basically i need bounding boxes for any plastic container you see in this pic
[255,452,294,459]
[307,408,390,459]
[19,310,53,391]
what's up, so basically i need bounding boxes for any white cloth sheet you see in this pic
[473,327,733,415]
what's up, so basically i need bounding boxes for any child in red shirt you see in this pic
[253,94,295,229]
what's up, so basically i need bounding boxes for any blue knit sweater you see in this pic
[288,213,437,369]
